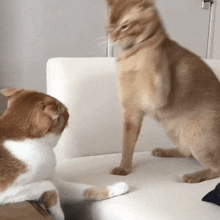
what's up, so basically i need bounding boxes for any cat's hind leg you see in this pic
[41,190,64,220]
[182,169,220,183]
[152,147,191,158]
[181,143,220,183]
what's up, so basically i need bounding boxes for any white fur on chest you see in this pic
[4,133,60,186]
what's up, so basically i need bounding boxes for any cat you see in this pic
[0,88,129,220]
[105,0,220,183]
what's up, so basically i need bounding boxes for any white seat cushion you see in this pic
[56,151,220,220]
[47,58,220,159]
[47,58,220,220]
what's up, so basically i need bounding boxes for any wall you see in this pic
[0,0,107,112]
[1,1,220,113]
[212,0,220,59]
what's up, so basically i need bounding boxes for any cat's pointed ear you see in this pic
[105,0,118,6]
[0,88,25,97]
[137,0,154,10]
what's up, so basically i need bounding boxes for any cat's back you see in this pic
[166,40,220,106]
[0,135,57,193]
[0,142,27,193]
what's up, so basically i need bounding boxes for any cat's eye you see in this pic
[121,24,130,31]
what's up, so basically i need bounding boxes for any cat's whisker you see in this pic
[92,40,109,49]
[97,40,109,46]
[95,36,108,41]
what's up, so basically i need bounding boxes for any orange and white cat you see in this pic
[105,0,220,183]
[0,88,128,220]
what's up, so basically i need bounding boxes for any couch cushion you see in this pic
[48,58,220,219]
[56,151,220,220]
[47,58,220,159]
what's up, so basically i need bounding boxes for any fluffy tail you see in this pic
[84,182,129,200]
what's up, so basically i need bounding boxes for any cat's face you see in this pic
[0,89,69,138]
[105,0,155,50]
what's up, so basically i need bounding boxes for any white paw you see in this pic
[49,206,65,220]
[108,182,129,198]
[53,211,65,220]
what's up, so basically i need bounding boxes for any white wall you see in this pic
[212,0,220,59]
[1,1,220,113]
[0,0,107,112]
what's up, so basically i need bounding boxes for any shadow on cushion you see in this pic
[61,201,94,220]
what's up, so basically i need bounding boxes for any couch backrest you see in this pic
[47,58,220,159]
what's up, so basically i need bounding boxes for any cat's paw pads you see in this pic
[181,173,202,183]
[151,148,165,157]
[108,182,129,197]
[111,167,131,176]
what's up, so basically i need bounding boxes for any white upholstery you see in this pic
[56,152,220,220]
[47,58,172,159]
[47,58,220,220]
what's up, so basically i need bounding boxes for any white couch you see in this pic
[47,58,220,220]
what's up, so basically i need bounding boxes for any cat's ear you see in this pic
[43,103,59,120]
[31,108,53,137]
[0,88,25,97]
[105,0,118,6]
[30,102,60,137]
[137,0,154,10]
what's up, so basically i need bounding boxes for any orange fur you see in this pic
[0,88,128,214]
[84,187,109,200]
[0,144,27,192]
[42,190,58,208]
[0,89,69,191]
[0,89,69,190]
[0,89,69,140]
[105,0,220,182]
[0,89,69,219]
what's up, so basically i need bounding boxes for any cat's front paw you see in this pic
[151,148,165,157]
[111,166,131,176]
[84,187,109,200]
[48,207,65,220]
[53,212,65,220]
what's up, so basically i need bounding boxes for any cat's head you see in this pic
[0,88,69,139]
[105,0,157,50]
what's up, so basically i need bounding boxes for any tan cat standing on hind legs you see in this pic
[104,0,220,183]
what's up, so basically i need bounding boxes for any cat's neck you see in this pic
[4,133,61,149]
[118,33,168,61]
[140,24,168,47]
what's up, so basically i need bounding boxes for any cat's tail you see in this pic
[84,182,129,200]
